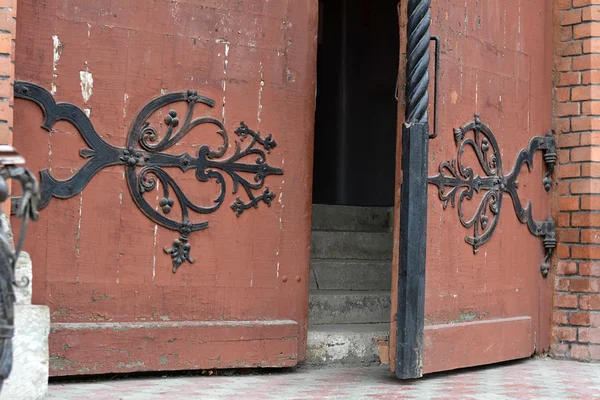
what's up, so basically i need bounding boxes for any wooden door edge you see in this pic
[49,319,300,376]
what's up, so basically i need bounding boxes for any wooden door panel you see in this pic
[12,0,318,376]
[422,0,553,371]
[50,320,299,373]
[392,0,553,376]
[423,317,532,374]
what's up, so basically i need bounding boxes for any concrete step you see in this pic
[306,323,389,366]
[309,290,391,325]
[312,204,392,232]
[310,259,391,291]
[310,231,393,260]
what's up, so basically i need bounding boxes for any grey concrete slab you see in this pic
[309,291,391,325]
[310,231,393,260]
[310,259,392,291]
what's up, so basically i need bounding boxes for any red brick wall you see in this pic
[553,0,600,361]
[0,0,15,215]
[0,0,14,145]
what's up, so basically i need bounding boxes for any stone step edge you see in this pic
[309,290,391,296]
[305,323,390,365]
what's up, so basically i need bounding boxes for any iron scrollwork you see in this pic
[0,147,39,391]
[14,81,283,273]
[428,115,556,277]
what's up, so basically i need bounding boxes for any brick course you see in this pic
[554,0,600,360]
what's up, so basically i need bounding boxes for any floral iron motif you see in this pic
[428,115,556,277]
[14,81,283,273]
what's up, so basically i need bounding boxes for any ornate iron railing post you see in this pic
[396,0,432,380]
[0,146,39,392]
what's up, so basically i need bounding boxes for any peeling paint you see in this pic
[84,108,91,117]
[257,62,264,123]
[116,360,145,369]
[450,90,458,104]
[90,292,112,303]
[286,68,295,83]
[159,355,169,365]
[52,307,68,318]
[222,81,227,123]
[79,70,94,103]
[51,35,63,95]
[52,35,63,72]
[50,355,73,371]
[152,224,158,281]
[221,43,229,124]
[224,43,230,73]
[75,192,83,283]
[518,0,521,34]
[123,93,129,119]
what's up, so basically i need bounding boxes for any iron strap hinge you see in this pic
[428,115,556,277]
[13,81,283,273]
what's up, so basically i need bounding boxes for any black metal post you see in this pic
[396,0,431,379]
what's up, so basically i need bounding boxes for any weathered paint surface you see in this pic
[50,320,298,375]
[12,0,318,376]
[391,0,553,373]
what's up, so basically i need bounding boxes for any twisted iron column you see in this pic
[405,0,431,123]
[396,0,431,380]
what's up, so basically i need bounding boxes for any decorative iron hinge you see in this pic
[14,81,283,273]
[428,115,556,277]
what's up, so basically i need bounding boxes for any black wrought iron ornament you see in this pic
[428,115,556,277]
[0,147,40,392]
[14,81,283,273]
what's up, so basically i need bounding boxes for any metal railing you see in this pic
[0,146,39,392]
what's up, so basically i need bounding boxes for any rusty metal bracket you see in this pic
[14,81,283,273]
[428,115,556,277]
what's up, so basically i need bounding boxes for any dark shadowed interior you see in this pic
[312,0,399,207]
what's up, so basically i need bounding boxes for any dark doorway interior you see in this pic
[312,0,400,207]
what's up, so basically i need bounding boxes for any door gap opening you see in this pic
[306,0,399,367]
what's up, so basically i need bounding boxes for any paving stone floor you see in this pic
[47,357,600,399]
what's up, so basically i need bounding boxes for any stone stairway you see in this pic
[306,204,393,366]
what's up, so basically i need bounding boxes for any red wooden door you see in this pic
[391,0,554,376]
[11,0,318,376]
